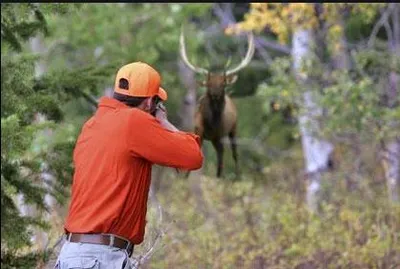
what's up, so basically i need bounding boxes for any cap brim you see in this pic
[157,87,167,101]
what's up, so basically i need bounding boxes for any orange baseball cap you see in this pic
[114,62,168,101]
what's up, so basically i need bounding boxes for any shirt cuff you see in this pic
[178,131,201,146]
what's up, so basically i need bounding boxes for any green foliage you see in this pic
[230,67,270,97]
[1,3,97,267]
[1,54,36,119]
[345,13,377,43]
[254,44,400,146]
[1,51,52,260]
[44,3,214,125]
[318,47,400,142]
[1,3,78,52]
[142,166,400,268]
[39,126,76,205]
[1,250,45,269]
[1,3,47,51]
[2,3,399,268]
[2,4,216,267]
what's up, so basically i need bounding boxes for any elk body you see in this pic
[179,29,255,177]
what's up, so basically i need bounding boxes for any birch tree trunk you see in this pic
[177,59,197,132]
[292,29,334,212]
[384,3,400,202]
[382,138,400,203]
[380,3,400,204]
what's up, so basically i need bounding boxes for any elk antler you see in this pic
[225,31,255,76]
[179,25,208,75]
[224,55,232,69]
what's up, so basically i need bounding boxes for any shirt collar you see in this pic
[98,96,130,109]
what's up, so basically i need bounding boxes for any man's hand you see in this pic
[155,104,179,132]
[155,103,167,121]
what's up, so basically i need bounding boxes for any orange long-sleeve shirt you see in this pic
[64,97,203,244]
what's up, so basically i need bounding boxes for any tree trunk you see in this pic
[331,12,357,191]
[381,3,400,203]
[383,58,399,204]
[177,59,197,132]
[382,139,400,203]
[331,17,351,70]
[292,29,334,212]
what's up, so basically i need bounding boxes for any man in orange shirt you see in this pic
[54,62,203,268]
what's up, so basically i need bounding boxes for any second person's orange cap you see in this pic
[114,62,168,101]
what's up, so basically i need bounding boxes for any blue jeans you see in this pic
[54,240,134,269]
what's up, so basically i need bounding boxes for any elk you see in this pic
[179,28,255,178]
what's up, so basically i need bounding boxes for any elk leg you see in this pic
[229,130,239,176]
[212,139,224,178]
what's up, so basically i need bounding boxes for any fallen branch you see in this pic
[135,204,165,265]
[130,171,169,268]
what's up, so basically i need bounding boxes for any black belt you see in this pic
[65,232,134,257]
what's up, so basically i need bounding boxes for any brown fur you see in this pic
[191,73,239,178]
[179,29,255,177]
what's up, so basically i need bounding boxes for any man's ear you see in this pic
[144,97,152,111]
[225,74,238,85]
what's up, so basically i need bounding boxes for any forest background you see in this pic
[1,3,399,269]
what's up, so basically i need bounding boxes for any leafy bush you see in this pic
[139,157,400,268]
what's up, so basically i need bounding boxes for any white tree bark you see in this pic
[382,139,400,203]
[177,59,197,132]
[382,3,400,203]
[292,29,334,212]
[383,66,400,204]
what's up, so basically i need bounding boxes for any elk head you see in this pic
[179,27,255,98]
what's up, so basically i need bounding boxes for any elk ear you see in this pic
[225,74,238,85]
